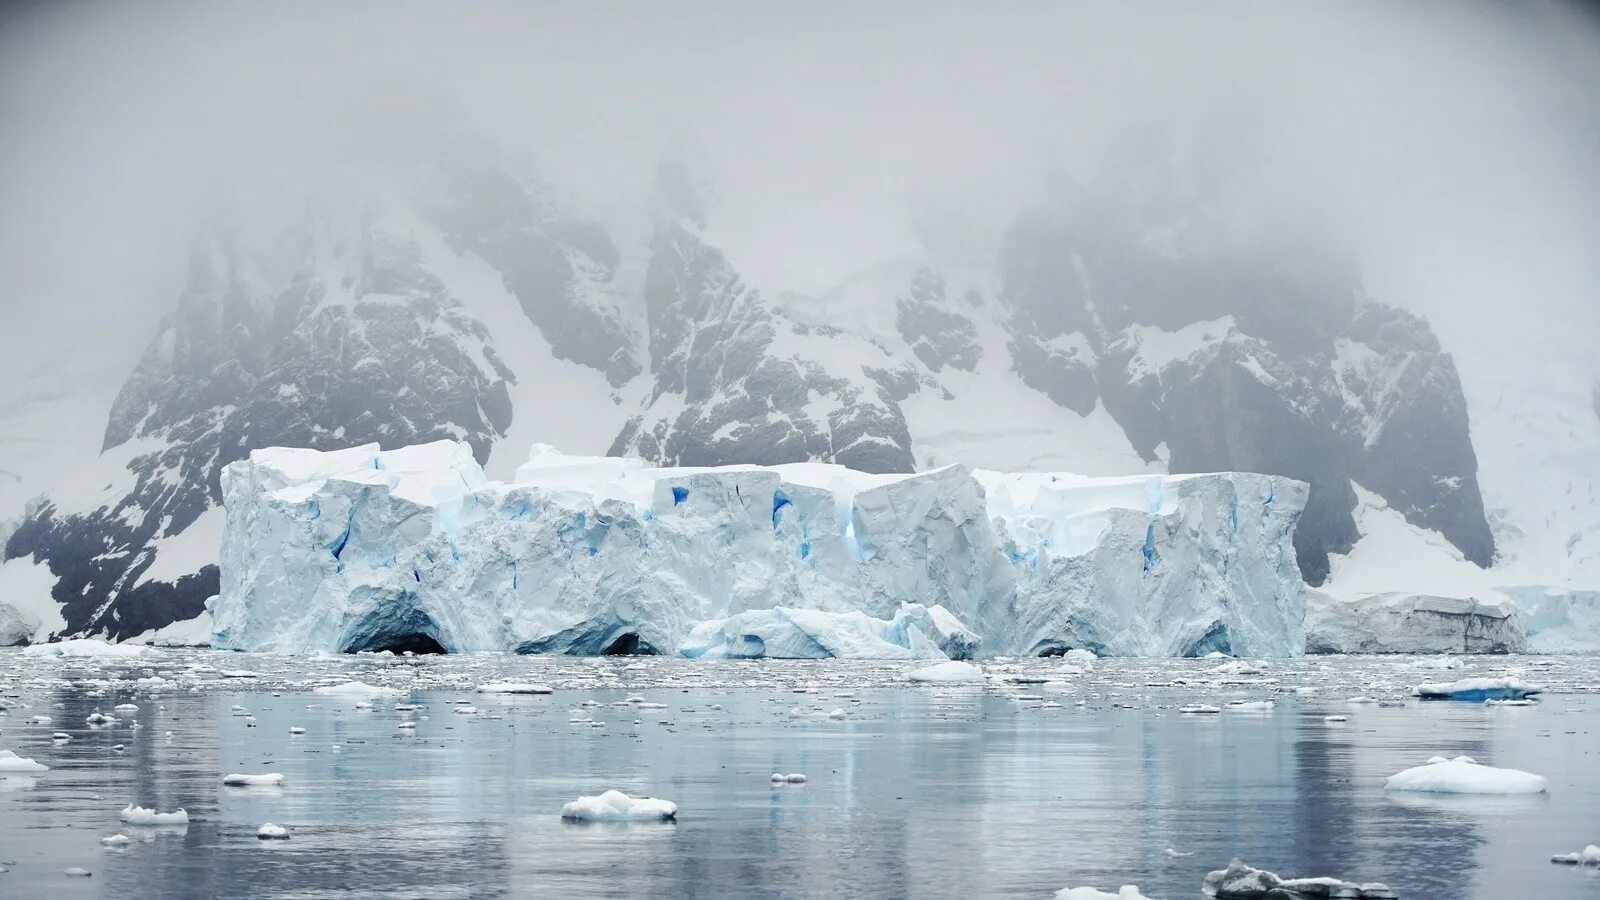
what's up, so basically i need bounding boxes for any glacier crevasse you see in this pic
[212,441,1308,657]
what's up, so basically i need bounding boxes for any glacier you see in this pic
[212,441,1308,658]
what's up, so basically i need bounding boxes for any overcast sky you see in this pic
[3,0,1599,400]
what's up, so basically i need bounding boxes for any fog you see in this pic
[3,0,1599,398]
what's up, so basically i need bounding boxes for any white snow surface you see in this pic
[212,442,1309,658]
[1384,756,1548,795]
[560,790,677,822]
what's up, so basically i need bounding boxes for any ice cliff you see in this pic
[212,441,1308,657]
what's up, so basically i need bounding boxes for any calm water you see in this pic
[1,651,1598,898]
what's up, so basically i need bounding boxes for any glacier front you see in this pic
[212,442,1308,657]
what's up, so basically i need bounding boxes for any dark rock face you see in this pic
[423,164,640,387]
[4,225,515,640]
[995,206,1493,584]
[610,221,917,474]
[895,269,980,374]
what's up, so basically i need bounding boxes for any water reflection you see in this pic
[0,668,1595,898]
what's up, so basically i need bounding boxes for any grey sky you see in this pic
[2,0,1598,396]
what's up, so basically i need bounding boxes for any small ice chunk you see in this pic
[120,804,189,825]
[257,823,290,840]
[113,704,138,713]
[560,789,677,822]
[64,867,92,877]
[312,681,404,699]
[86,712,116,725]
[100,834,130,846]
[476,682,553,694]
[1323,715,1348,723]
[1179,705,1221,714]
[223,773,285,787]
[454,706,478,715]
[29,715,51,724]
[0,750,49,773]
[771,773,807,783]
[1549,844,1600,865]
[828,708,846,719]
[1385,755,1547,795]
[1054,887,1154,899]
[908,661,983,683]
[398,721,416,729]
[289,727,306,735]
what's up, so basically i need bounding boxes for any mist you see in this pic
[3,0,1599,400]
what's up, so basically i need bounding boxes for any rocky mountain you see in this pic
[0,161,1505,643]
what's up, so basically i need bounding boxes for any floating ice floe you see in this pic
[100,834,129,847]
[257,823,289,840]
[1413,677,1541,702]
[1384,755,1548,795]
[1484,698,1537,707]
[1203,859,1397,898]
[113,704,138,713]
[311,681,404,699]
[120,804,189,825]
[770,773,807,784]
[560,790,677,822]
[223,773,284,787]
[1179,705,1221,714]
[1550,845,1600,865]
[453,706,479,715]
[0,750,49,773]
[1224,700,1275,712]
[22,639,145,659]
[64,867,92,877]
[908,661,983,683]
[289,726,306,734]
[475,682,553,694]
[86,712,116,725]
[1055,887,1155,900]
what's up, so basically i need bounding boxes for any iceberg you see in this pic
[1413,676,1541,701]
[1304,591,1529,654]
[0,750,49,773]
[212,441,1308,657]
[1203,859,1397,898]
[1384,755,1548,794]
[560,790,677,822]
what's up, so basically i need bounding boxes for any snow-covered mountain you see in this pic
[0,156,1589,646]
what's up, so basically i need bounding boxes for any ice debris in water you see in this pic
[1203,859,1397,898]
[908,661,984,683]
[1384,756,1547,795]
[1056,888,1155,900]
[1413,676,1541,702]
[64,867,92,877]
[475,682,553,694]
[312,681,404,699]
[560,790,677,822]
[86,712,116,725]
[257,823,290,840]
[1179,705,1221,714]
[223,773,285,786]
[120,804,189,825]
[0,750,49,773]
[1550,844,1600,865]
[770,773,808,783]
[100,834,129,847]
